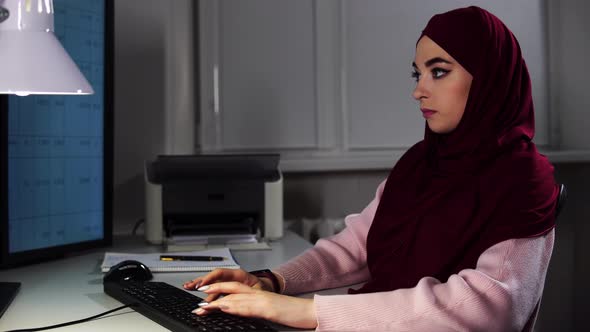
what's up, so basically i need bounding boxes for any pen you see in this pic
[160,255,225,261]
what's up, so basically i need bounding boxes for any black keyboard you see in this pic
[104,281,277,332]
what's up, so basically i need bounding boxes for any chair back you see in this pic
[522,183,567,332]
[555,184,567,218]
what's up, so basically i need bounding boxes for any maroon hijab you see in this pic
[350,6,558,294]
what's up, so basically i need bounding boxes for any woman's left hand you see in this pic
[194,281,318,329]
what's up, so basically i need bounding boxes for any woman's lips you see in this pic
[421,108,436,118]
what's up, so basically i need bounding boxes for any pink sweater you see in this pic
[274,180,554,332]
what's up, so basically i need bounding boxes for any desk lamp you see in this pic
[0,0,93,96]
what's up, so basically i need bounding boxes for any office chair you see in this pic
[522,183,567,332]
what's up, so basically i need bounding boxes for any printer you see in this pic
[144,154,283,248]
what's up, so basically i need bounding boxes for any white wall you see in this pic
[199,0,552,172]
[113,0,168,232]
[113,0,166,187]
[548,0,590,150]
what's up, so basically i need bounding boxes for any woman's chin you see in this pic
[428,123,451,134]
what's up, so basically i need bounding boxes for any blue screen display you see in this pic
[7,0,105,253]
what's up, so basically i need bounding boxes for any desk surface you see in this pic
[0,231,314,331]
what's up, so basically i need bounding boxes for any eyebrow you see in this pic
[412,57,453,69]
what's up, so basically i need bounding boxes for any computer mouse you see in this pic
[103,260,153,283]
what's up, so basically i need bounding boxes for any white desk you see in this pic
[0,231,314,331]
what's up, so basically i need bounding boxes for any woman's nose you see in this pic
[412,79,428,101]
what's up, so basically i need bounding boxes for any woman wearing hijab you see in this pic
[184,6,559,331]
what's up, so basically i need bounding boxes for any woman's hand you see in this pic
[193,281,318,329]
[183,268,277,303]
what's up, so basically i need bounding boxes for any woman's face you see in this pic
[412,36,473,134]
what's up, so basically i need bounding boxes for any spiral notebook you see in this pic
[101,248,240,273]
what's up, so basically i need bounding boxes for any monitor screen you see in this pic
[0,0,113,266]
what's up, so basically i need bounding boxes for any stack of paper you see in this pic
[165,234,272,251]
[101,247,240,273]
[168,234,258,245]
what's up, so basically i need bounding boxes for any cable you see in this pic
[3,304,136,332]
[131,218,145,236]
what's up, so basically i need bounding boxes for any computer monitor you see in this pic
[0,0,113,267]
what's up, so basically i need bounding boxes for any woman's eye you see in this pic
[432,68,449,79]
[411,70,421,82]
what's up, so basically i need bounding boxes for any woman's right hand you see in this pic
[183,268,274,303]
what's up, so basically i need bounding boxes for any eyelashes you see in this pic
[411,68,450,82]
[432,68,450,79]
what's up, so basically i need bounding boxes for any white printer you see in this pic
[144,154,283,248]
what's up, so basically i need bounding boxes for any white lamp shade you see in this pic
[0,0,94,96]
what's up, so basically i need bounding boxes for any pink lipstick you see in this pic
[420,108,436,118]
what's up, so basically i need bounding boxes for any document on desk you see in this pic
[101,248,240,273]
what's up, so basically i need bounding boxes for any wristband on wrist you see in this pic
[249,269,280,293]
